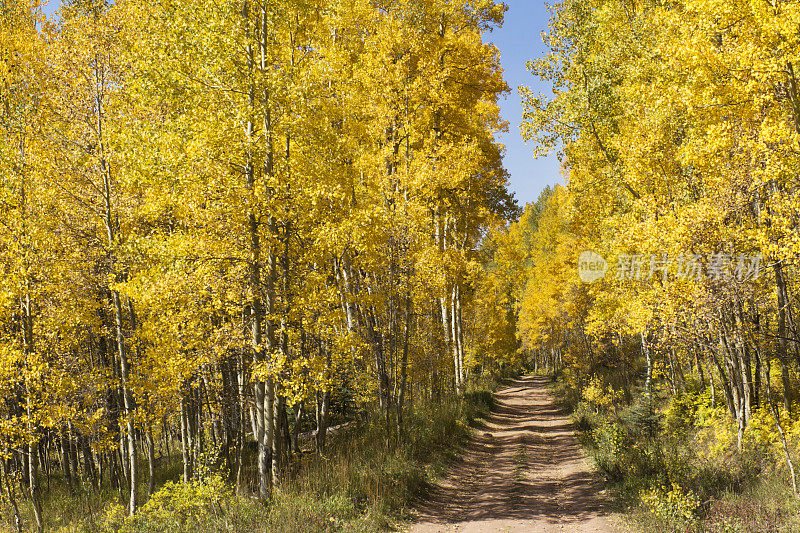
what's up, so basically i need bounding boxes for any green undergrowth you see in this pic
[550,374,800,533]
[2,390,496,533]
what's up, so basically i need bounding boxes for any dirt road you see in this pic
[409,375,624,533]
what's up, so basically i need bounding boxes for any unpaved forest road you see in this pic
[408,375,625,533]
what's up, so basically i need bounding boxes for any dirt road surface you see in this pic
[408,375,625,533]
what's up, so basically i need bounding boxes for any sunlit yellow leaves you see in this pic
[0,0,517,487]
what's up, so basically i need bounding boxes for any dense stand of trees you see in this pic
[508,0,800,495]
[0,0,521,528]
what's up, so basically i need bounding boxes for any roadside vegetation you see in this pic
[5,0,800,530]
[552,373,800,532]
[1,1,521,532]
[1,389,497,532]
[501,0,800,529]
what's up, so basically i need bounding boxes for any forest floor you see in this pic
[407,375,625,533]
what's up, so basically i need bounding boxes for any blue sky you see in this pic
[485,1,562,208]
[40,0,560,208]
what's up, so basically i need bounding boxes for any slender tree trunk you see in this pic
[774,262,794,411]
[272,391,283,488]
[146,428,155,496]
[61,428,72,488]
[180,394,192,483]
[95,52,137,513]
[27,438,43,533]
[695,347,706,389]
[265,377,276,491]
[735,300,753,422]
[720,325,747,452]
[235,350,246,494]
[397,296,411,443]
[642,332,652,401]
[753,310,763,409]
[1,458,22,533]
[291,403,302,455]
[766,360,799,498]
[315,389,329,453]
[20,292,43,531]
[710,345,734,416]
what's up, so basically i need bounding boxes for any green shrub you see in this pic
[641,483,700,530]
[109,475,232,532]
[664,391,699,441]
[557,376,800,533]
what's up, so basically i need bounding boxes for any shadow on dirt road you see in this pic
[409,375,625,533]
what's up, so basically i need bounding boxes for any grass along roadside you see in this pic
[549,373,800,532]
[1,391,496,533]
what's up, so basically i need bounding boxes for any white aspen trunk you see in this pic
[315,386,330,453]
[774,261,793,411]
[17,136,44,531]
[711,341,735,416]
[737,345,752,425]
[265,377,276,489]
[667,351,677,396]
[22,298,43,530]
[261,2,279,495]
[180,395,192,482]
[451,285,460,390]
[641,332,652,401]
[1,458,22,533]
[26,410,43,533]
[710,363,717,409]
[766,360,799,498]
[67,422,79,481]
[733,300,752,424]
[146,429,155,496]
[96,57,137,514]
[235,350,246,494]
[438,213,453,389]
[457,284,465,388]
[720,322,747,452]
[695,348,706,389]
[397,297,411,442]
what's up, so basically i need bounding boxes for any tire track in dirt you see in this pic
[408,375,625,533]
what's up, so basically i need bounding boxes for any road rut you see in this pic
[408,375,624,533]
